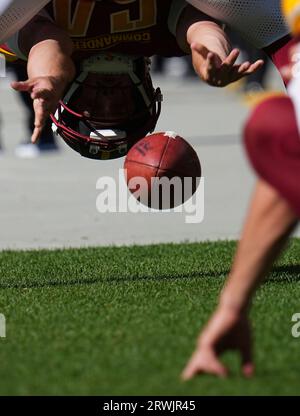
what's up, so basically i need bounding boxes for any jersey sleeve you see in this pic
[0,0,51,43]
[168,0,188,36]
[5,31,26,60]
[5,8,52,61]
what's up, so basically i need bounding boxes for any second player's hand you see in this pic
[191,43,264,87]
[11,76,66,143]
[181,307,254,379]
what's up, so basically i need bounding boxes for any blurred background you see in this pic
[0,37,293,250]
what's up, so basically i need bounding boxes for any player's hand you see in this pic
[191,43,264,87]
[11,76,66,143]
[181,307,254,379]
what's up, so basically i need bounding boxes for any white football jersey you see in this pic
[187,0,289,48]
[0,0,50,43]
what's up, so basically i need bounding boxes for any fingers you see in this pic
[228,59,265,83]
[11,77,59,144]
[31,125,43,144]
[208,359,228,378]
[32,102,44,143]
[191,43,232,85]
[216,49,240,82]
[31,87,56,143]
[190,42,210,59]
[12,79,55,103]
[236,59,264,76]
[191,43,220,80]
[31,87,53,102]
[192,45,261,86]
[240,324,255,378]
[31,98,50,144]
[241,339,255,378]
[244,59,265,75]
[181,356,203,381]
[203,52,222,83]
[182,359,228,380]
[182,350,228,381]
[237,61,251,74]
[206,52,217,76]
[11,79,33,92]
[242,362,255,378]
[223,48,240,67]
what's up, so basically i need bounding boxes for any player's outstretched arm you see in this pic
[180,6,264,87]
[182,180,298,379]
[11,17,75,143]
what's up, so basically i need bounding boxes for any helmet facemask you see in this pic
[51,54,163,160]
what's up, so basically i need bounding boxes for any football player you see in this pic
[3,0,263,158]
[183,1,300,379]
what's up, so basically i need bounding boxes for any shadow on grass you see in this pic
[269,264,300,282]
[1,264,300,290]
[0,269,229,289]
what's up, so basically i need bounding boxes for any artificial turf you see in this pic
[0,239,300,395]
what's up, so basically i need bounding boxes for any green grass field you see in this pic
[0,239,300,395]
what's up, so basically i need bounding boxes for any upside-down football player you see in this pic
[182,0,300,379]
[2,0,262,155]
[3,0,289,378]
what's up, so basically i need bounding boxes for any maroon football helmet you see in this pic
[51,54,163,160]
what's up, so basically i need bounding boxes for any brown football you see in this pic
[124,132,201,209]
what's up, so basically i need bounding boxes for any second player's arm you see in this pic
[183,180,298,379]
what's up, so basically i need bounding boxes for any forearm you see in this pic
[184,184,291,378]
[220,180,298,314]
[187,21,231,60]
[19,16,75,83]
[13,18,76,142]
[27,39,75,83]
